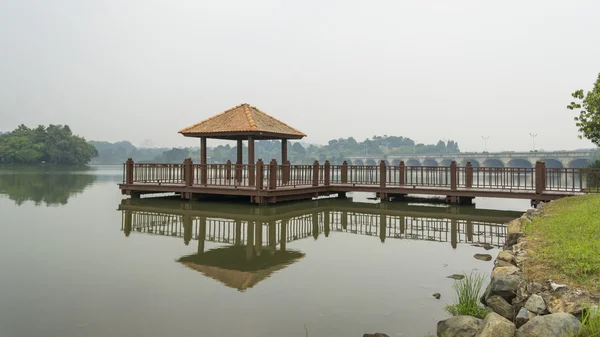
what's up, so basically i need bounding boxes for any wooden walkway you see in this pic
[119,159,600,204]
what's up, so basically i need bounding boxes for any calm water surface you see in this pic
[0,165,529,337]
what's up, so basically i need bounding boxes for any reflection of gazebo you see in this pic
[178,246,304,291]
[178,103,306,169]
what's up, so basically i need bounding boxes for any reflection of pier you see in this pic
[119,198,517,249]
[119,199,518,290]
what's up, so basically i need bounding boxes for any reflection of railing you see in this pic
[121,209,507,248]
[122,159,600,194]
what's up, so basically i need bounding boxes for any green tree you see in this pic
[567,72,600,146]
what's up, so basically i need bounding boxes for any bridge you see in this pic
[346,151,595,168]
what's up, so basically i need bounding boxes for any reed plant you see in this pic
[444,271,488,319]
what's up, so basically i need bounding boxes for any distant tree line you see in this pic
[92,135,460,165]
[0,125,98,165]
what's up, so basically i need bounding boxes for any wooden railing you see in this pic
[122,158,600,193]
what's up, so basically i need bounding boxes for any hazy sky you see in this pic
[1,0,599,152]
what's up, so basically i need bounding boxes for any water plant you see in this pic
[444,271,488,319]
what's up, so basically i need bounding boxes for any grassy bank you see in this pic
[523,195,600,294]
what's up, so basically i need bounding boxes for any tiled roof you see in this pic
[179,103,306,138]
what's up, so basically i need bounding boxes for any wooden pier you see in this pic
[119,159,600,204]
[118,103,600,204]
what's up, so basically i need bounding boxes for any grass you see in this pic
[522,195,600,295]
[445,271,489,319]
[578,307,600,337]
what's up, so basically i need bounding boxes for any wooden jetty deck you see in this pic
[119,159,600,204]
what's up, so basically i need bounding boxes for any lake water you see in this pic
[0,165,529,337]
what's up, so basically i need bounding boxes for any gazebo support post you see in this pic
[236,139,243,183]
[248,136,255,186]
[200,137,207,185]
[282,139,290,184]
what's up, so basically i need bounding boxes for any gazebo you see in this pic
[178,103,306,172]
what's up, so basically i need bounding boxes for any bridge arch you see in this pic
[353,159,364,166]
[482,159,504,167]
[422,158,438,166]
[507,159,533,168]
[406,159,421,166]
[439,159,453,167]
[391,159,401,166]
[460,159,480,167]
[541,159,563,169]
[365,159,377,166]
[568,158,590,168]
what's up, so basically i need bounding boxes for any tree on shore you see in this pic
[0,124,98,165]
[568,72,600,146]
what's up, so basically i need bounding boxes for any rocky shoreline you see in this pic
[436,205,600,337]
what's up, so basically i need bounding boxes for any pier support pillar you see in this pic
[248,136,255,186]
[337,192,347,199]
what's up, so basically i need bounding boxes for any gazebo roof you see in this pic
[178,103,306,140]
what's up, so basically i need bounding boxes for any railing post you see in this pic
[312,160,319,187]
[465,161,473,188]
[256,159,264,190]
[379,160,386,188]
[324,160,331,186]
[341,161,348,184]
[125,158,134,184]
[226,160,232,180]
[535,161,546,194]
[269,159,277,190]
[186,158,194,187]
[450,161,457,191]
[399,161,405,186]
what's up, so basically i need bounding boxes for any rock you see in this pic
[487,295,514,321]
[504,232,524,249]
[437,316,483,337]
[507,218,523,233]
[513,252,528,266]
[474,254,493,261]
[363,334,389,337]
[519,215,532,226]
[494,260,514,268]
[515,307,537,328]
[491,265,520,278]
[488,274,522,302]
[433,293,441,299]
[511,241,528,253]
[516,313,581,337]
[545,289,594,315]
[447,274,465,280]
[481,283,492,306]
[496,251,514,263]
[549,281,567,291]
[524,294,547,314]
[475,312,516,337]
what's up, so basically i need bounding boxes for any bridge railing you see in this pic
[122,158,600,194]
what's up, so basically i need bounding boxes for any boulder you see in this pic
[504,232,524,249]
[363,334,389,337]
[494,260,514,268]
[488,274,522,303]
[491,265,520,278]
[433,293,441,299]
[475,312,516,337]
[513,251,528,266]
[507,219,523,233]
[496,251,514,263]
[519,215,532,226]
[437,316,483,337]
[474,254,493,261]
[481,283,492,306]
[516,313,581,337]
[515,307,537,328]
[524,294,547,314]
[486,295,514,321]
